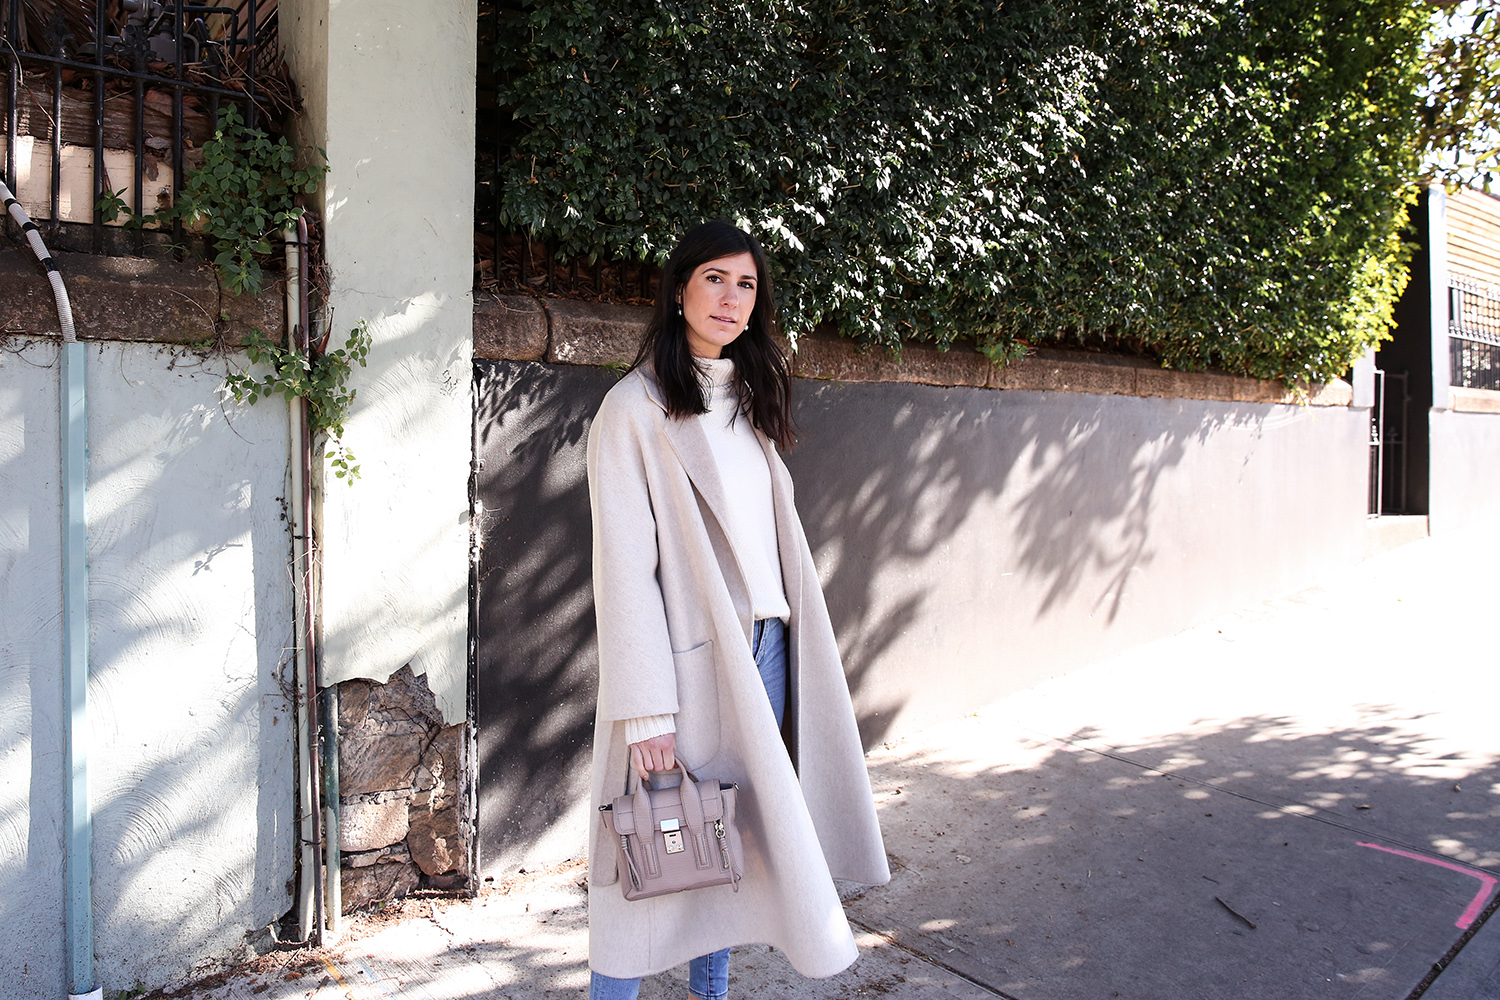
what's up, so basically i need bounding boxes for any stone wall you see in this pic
[0,245,284,344]
[472,293,1355,407]
[337,666,473,912]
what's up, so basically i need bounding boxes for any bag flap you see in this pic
[607,780,725,837]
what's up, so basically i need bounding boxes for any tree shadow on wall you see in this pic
[473,365,1266,869]
[472,360,618,872]
[0,338,297,994]
[786,384,1241,747]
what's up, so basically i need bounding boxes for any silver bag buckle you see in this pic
[660,816,684,854]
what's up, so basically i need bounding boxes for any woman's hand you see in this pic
[629,733,677,780]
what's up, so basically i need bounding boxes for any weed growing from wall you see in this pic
[223,320,372,483]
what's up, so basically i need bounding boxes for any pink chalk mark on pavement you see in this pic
[1358,842,1499,929]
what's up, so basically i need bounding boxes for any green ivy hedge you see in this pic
[492,0,1428,381]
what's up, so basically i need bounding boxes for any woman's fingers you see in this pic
[629,733,678,778]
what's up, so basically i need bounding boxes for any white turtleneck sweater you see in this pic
[624,356,791,746]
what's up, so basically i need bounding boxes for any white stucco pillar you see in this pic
[1427,183,1451,413]
[281,0,477,723]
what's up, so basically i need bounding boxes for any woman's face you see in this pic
[678,251,759,359]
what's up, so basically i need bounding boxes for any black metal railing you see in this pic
[2,0,274,257]
[1448,273,1500,391]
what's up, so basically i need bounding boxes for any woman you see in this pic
[585,220,889,1000]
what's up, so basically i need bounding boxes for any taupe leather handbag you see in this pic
[600,764,743,900]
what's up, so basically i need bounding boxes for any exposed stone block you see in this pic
[341,798,411,853]
[344,842,412,869]
[994,353,1140,395]
[889,342,993,388]
[407,804,459,876]
[340,731,425,798]
[336,667,471,904]
[404,722,465,876]
[423,872,469,891]
[367,664,443,721]
[420,724,463,810]
[1304,379,1353,407]
[789,331,891,383]
[791,330,991,388]
[0,246,219,343]
[1450,385,1500,413]
[1233,377,1282,404]
[474,295,548,360]
[0,246,286,348]
[219,277,286,345]
[546,299,648,366]
[339,667,443,797]
[341,860,422,913]
[1131,366,1195,399]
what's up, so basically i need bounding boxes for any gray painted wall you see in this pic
[785,379,1368,740]
[1429,408,1500,535]
[0,337,295,997]
[474,360,1370,872]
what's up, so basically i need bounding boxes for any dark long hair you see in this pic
[632,220,795,449]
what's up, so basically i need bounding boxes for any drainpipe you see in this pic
[320,685,341,936]
[301,216,342,937]
[1,183,102,1000]
[284,226,325,944]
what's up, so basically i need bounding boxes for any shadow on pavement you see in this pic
[853,711,1500,1000]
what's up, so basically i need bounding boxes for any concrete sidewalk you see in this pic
[167,533,1499,1000]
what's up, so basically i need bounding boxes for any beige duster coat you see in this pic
[585,367,890,980]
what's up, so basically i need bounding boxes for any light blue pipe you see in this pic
[61,339,96,1000]
[0,181,100,1000]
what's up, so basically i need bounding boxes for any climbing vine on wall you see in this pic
[490,0,1429,382]
[223,320,372,483]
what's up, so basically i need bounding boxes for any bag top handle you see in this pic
[629,762,707,838]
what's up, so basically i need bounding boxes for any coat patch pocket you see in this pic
[671,641,720,765]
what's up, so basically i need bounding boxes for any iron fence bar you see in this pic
[12,50,258,103]
[50,55,61,233]
[92,0,105,252]
[5,0,17,196]
[172,0,184,253]
[492,127,501,288]
[1370,367,1385,517]
[132,76,143,232]
[1449,327,1500,348]
[245,0,256,132]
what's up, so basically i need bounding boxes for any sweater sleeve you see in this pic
[587,385,681,722]
[623,714,677,745]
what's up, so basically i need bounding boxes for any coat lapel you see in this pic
[762,435,804,614]
[641,370,755,636]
